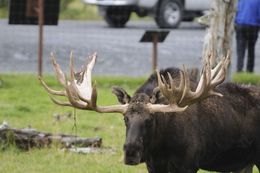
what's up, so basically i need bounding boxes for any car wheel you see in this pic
[104,6,131,28]
[155,0,183,28]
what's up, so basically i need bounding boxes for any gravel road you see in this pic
[0,19,259,76]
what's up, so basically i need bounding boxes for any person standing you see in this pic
[235,0,260,73]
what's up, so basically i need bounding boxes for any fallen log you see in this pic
[0,122,102,150]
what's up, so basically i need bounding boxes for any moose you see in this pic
[39,52,260,173]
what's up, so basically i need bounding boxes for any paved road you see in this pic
[0,19,259,76]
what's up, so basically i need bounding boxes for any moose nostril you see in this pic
[126,149,135,157]
[124,143,143,156]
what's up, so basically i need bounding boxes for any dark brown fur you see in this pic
[113,67,260,173]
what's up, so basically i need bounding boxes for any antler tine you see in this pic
[176,70,185,91]
[157,70,176,104]
[70,51,76,81]
[178,65,189,104]
[211,56,223,79]
[38,76,66,96]
[50,53,66,86]
[38,53,68,97]
[167,72,177,92]
[156,70,165,91]
[194,63,207,94]
[211,52,230,87]
[50,96,73,107]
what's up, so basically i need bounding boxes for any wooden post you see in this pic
[38,0,44,77]
[140,30,169,73]
[152,34,158,71]
[200,0,237,66]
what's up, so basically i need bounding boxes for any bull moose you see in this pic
[39,52,260,173]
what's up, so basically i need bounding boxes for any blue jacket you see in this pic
[235,0,260,26]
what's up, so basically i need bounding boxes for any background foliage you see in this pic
[0,0,101,20]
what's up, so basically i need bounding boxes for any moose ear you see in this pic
[150,87,163,104]
[112,86,131,104]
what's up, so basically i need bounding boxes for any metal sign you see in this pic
[140,30,170,71]
[9,0,60,25]
[8,0,60,76]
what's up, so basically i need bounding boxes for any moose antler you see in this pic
[40,52,229,115]
[148,52,230,113]
[39,52,128,113]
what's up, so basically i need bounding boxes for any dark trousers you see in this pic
[236,24,259,72]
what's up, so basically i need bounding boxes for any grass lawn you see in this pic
[232,72,260,85]
[0,74,259,173]
[0,74,147,173]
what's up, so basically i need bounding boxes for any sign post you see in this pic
[38,0,44,77]
[140,30,170,72]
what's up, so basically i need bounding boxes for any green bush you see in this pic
[0,0,8,7]
[0,0,7,18]
[0,0,99,20]
[60,0,74,11]
[232,73,260,85]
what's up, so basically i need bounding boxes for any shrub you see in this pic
[0,0,8,7]
[60,0,74,11]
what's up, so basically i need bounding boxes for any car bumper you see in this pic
[82,0,137,6]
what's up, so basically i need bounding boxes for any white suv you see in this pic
[82,0,210,28]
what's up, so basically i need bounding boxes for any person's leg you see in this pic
[236,25,247,72]
[246,26,259,73]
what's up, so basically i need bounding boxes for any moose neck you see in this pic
[148,113,182,150]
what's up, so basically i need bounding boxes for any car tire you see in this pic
[155,0,183,28]
[104,6,131,28]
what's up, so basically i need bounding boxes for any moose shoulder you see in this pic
[40,52,260,173]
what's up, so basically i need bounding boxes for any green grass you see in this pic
[0,74,147,173]
[0,73,259,173]
[232,72,260,85]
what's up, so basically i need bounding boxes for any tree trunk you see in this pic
[200,0,237,66]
